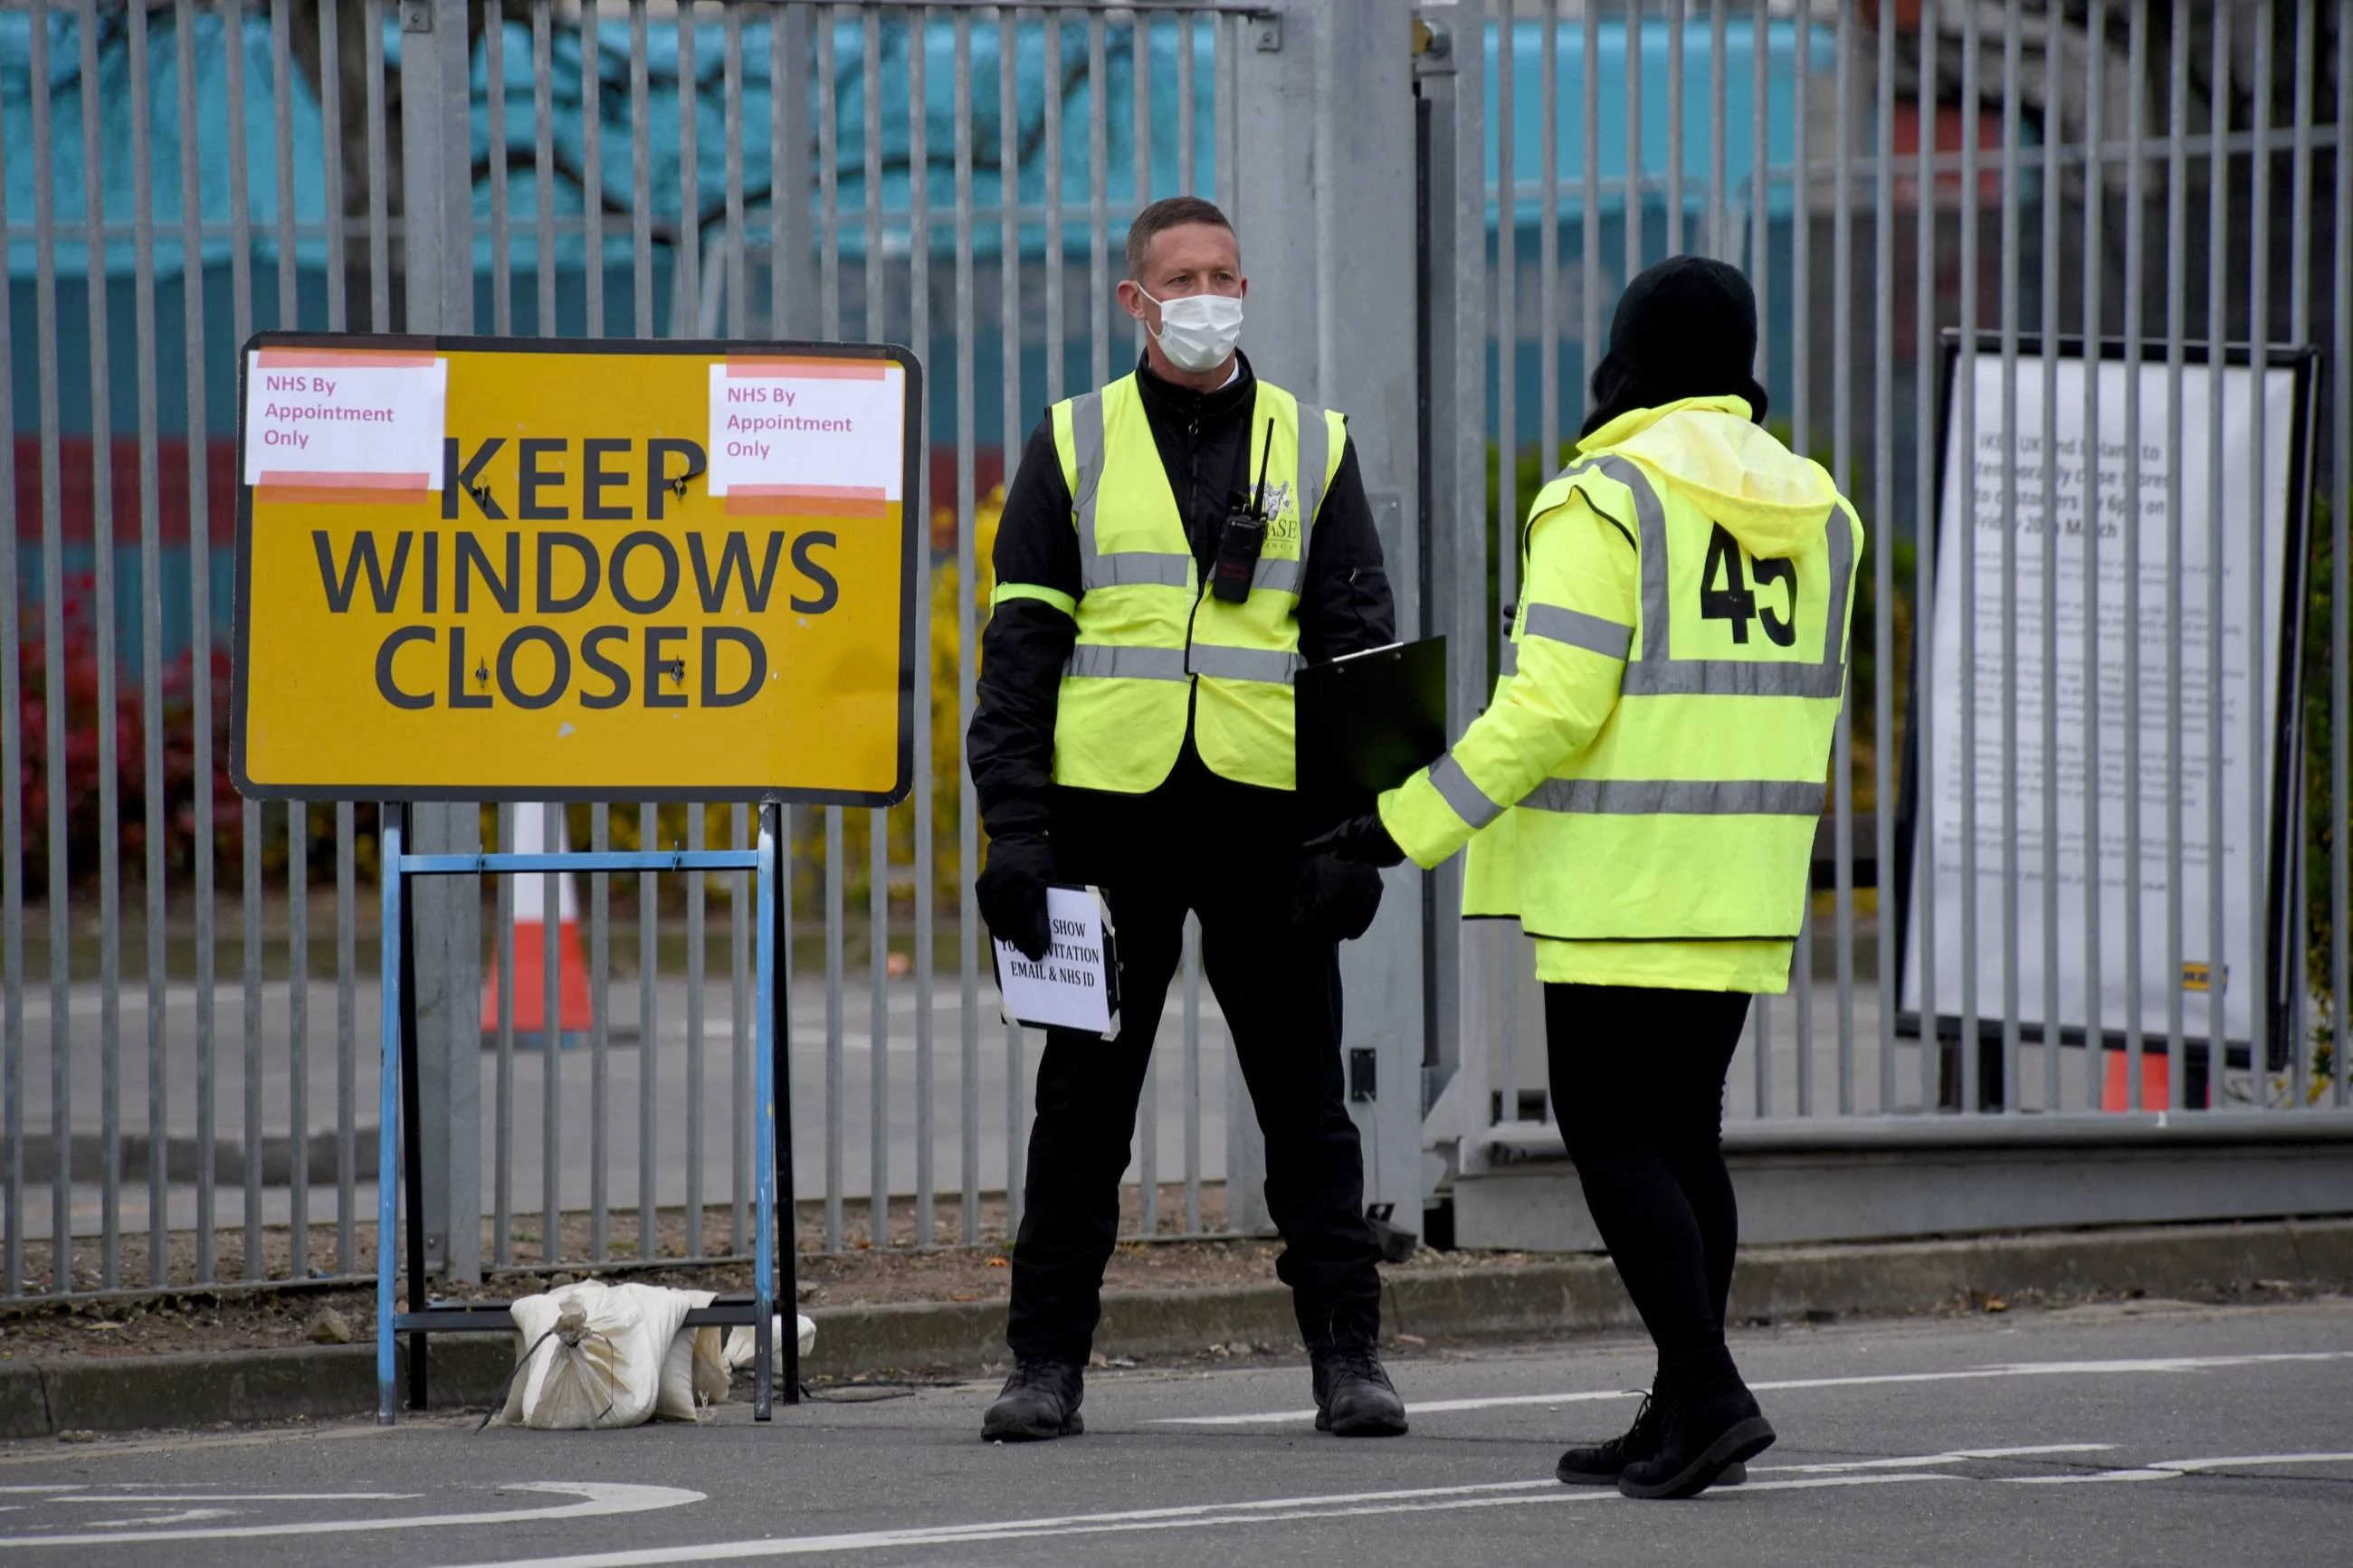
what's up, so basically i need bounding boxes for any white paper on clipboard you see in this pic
[993,886,1120,1040]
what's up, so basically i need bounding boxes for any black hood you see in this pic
[1580,255,1771,439]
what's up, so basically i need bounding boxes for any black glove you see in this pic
[1306,811,1406,869]
[1291,852,1386,944]
[976,832,1055,962]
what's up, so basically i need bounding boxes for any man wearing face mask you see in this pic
[966,195,1405,1442]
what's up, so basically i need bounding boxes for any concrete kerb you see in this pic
[3,1219,2348,1440]
[0,1338,516,1442]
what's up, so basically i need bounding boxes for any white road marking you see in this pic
[71,1510,239,1529]
[1738,1474,1961,1494]
[2006,1452,2353,1486]
[47,1494,424,1504]
[1150,1351,2353,1425]
[0,1482,702,1550]
[433,1440,2353,1568]
[439,1470,1993,1568]
[1755,1444,2113,1474]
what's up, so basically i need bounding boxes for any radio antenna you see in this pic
[1252,419,1274,516]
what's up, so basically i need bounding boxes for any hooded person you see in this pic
[1315,256,1862,1499]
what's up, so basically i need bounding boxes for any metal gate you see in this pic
[1418,1,2353,1235]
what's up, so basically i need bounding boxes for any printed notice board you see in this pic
[1894,336,2315,1055]
[231,335,920,804]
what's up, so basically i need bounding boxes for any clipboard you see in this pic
[1296,635,1449,829]
[991,884,1123,1041]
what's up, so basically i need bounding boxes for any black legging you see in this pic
[1546,983,1751,1372]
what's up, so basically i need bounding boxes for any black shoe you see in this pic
[980,1359,1085,1442]
[1615,1348,1775,1499]
[1556,1390,1746,1487]
[1310,1344,1409,1437]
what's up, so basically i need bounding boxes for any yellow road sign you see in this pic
[231,334,919,804]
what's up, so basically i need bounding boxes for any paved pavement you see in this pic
[2,1297,2348,1565]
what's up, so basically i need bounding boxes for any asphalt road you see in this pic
[3,1296,2348,1566]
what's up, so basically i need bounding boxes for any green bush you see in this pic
[2303,501,2348,1091]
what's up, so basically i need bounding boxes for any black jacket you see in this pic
[967,352,1397,840]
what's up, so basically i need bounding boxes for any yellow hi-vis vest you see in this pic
[1042,374,1345,794]
[1459,451,1859,942]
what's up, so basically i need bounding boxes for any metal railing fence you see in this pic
[2,0,1265,1304]
[5,0,2350,1307]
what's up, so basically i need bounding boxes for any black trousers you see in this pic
[1005,762,1385,1364]
[1546,983,1751,1373]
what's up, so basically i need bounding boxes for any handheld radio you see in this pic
[1209,420,1276,603]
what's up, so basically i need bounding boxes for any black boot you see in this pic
[1555,1389,1747,1487]
[980,1359,1085,1442]
[1310,1341,1409,1437]
[1615,1347,1774,1499]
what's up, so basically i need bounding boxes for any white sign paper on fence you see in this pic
[1899,347,2303,1049]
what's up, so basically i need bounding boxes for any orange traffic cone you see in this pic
[2101,1049,2170,1111]
[482,801,594,1049]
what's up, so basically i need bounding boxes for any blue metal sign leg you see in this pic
[753,812,777,1420]
[375,810,405,1425]
[775,804,801,1408]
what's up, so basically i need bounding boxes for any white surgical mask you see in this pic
[1143,289,1244,373]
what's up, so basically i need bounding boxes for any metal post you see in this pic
[1492,0,1521,1130]
[910,7,936,1248]
[399,0,481,1281]
[1240,0,1425,1227]
[1223,4,1303,1234]
[1415,0,1475,1175]
[0,0,20,1298]
[954,5,983,1246]
[863,5,890,1250]
[1912,0,1939,1113]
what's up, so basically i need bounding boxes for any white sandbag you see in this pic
[498,1279,694,1430]
[691,1321,734,1407]
[653,1289,728,1423]
[724,1314,818,1374]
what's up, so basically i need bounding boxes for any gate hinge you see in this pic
[1252,14,1281,52]
[402,0,433,33]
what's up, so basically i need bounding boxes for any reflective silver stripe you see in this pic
[1066,643,1188,681]
[1071,389,1106,559]
[1820,499,1856,674]
[1084,550,1192,590]
[1619,660,1847,698]
[1553,454,1670,659]
[1521,603,1633,659]
[1429,753,1505,829]
[1251,555,1304,594]
[1187,644,1302,684]
[1295,400,1330,537]
[1499,638,1519,676]
[1520,777,1828,815]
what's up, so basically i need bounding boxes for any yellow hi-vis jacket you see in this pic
[1377,395,1861,993]
[1032,372,1346,794]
